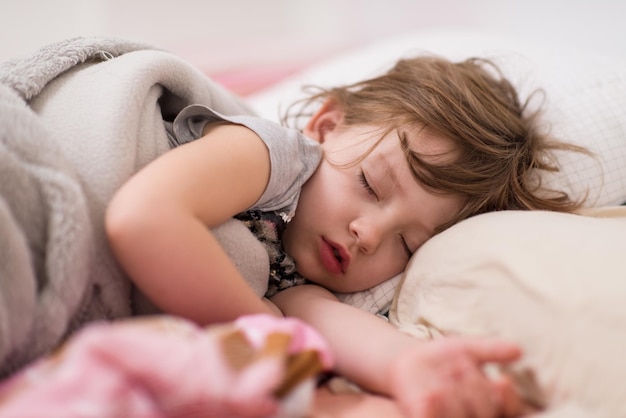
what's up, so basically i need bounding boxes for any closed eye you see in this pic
[358,169,378,199]
[400,235,413,259]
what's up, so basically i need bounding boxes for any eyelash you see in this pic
[358,170,377,198]
[400,236,413,259]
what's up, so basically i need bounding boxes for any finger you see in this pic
[462,339,522,364]
[404,391,443,418]
[459,370,498,418]
[440,386,468,418]
[492,375,524,417]
[404,384,467,418]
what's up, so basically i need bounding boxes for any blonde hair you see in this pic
[284,55,589,232]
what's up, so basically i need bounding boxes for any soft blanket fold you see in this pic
[0,36,256,378]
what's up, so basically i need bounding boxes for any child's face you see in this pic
[282,106,461,293]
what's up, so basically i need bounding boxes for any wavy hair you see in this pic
[284,55,590,232]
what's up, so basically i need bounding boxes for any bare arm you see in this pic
[311,387,405,418]
[271,285,415,396]
[106,123,274,324]
[272,285,525,418]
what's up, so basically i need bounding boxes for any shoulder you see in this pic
[169,104,322,212]
[173,104,322,179]
[170,104,320,156]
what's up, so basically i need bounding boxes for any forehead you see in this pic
[370,125,457,167]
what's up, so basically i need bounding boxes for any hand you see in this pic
[388,337,524,418]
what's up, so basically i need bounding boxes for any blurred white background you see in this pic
[1,0,625,75]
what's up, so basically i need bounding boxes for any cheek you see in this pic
[302,163,351,212]
[370,253,406,281]
[345,246,407,292]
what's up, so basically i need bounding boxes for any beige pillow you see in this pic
[389,207,626,417]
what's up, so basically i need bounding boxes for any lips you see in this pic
[319,237,350,275]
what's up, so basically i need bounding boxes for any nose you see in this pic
[349,216,385,255]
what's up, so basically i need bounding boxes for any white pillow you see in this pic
[389,207,626,416]
[246,30,626,314]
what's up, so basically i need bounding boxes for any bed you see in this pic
[1,31,625,417]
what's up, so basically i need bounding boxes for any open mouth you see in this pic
[332,247,342,264]
[320,237,350,275]
[320,238,346,275]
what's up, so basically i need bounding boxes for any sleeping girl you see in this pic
[104,55,586,417]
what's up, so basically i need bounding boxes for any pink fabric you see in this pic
[234,315,333,369]
[208,65,307,96]
[0,315,333,418]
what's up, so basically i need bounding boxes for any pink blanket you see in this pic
[0,315,333,418]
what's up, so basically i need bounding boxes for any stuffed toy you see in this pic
[0,314,333,418]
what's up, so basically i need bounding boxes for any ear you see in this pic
[303,99,343,144]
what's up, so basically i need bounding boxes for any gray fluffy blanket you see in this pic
[0,37,256,377]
